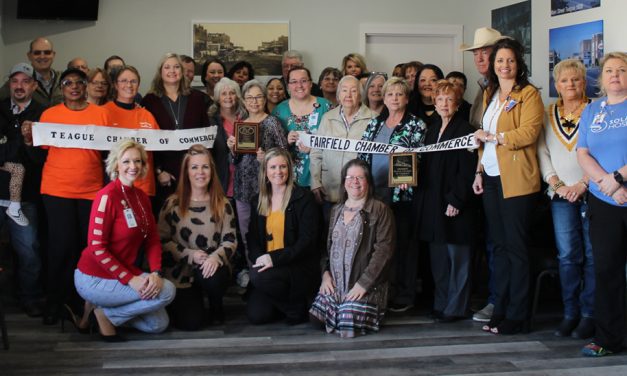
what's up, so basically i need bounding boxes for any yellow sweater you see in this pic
[479,84,544,198]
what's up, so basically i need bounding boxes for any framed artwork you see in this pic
[192,21,289,82]
[549,20,603,98]
[491,0,532,74]
[551,1,601,17]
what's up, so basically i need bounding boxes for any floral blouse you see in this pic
[234,115,288,203]
[272,97,332,187]
[360,111,427,202]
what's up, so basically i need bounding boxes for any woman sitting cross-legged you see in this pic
[74,140,176,341]
[158,145,237,330]
[310,159,395,338]
[246,148,320,325]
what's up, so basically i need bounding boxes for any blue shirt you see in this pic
[577,97,627,206]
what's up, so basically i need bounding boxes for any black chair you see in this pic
[529,246,559,331]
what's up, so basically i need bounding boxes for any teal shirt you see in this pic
[272,97,332,187]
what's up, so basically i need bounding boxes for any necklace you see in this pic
[120,183,150,238]
[167,96,181,128]
[559,101,586,129]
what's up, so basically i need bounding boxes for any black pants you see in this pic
[168,266,230,330]
[588,194,627,352]
[42,195,92,317]
[247,265,310,324]
[391,201,421,305]
[482,175,535,321]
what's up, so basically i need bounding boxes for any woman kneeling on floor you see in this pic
[159,145,237,329]
[310,159,396,338]
[74,140,175,341]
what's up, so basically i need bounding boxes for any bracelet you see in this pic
[475,171,483,176]
[579,179,589,189]
[552,180,566,192]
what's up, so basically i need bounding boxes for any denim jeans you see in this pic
[550,197,594,319]
[0,202,43,304]
[74,270,176,333]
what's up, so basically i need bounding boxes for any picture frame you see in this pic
[192,21,290,86]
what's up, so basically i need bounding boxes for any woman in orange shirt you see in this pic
[33,68,110,325]
[104,66,159,197]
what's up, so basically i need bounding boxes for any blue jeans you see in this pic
[550,198,594,319]
[0,202,43,304]
[74,270,176,333]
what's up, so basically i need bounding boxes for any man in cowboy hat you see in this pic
[460,27,509,129]
[460,27,508,323]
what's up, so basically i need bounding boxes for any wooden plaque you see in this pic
[234,121,259,154]
[388,152,418,187]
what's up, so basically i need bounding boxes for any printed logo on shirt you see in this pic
[139,121,153,129]
[591,115,627,134]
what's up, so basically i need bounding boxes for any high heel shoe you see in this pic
[491,319,528,335]
[482,314,504,332]
[62,303,94,334]
[93,308,126,343]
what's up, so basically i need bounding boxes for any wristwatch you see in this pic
[613,170,624,184]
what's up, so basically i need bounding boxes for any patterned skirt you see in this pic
[309,293,385,338]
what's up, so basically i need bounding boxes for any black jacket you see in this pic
[208,114,231,195]
[414,113,478,244]
[247,185,320,294]
[0,98,47,202]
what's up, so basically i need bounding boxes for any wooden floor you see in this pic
[1,295,626,376]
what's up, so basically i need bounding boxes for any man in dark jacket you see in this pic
[0,63,47,317]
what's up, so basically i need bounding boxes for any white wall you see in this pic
[1,0,625,103]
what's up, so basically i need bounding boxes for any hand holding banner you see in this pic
[32,123,218,151]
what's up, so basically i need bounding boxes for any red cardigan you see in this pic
[77,179,161,284]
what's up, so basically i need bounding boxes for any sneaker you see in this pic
[388,303,414,313]
[472,303,494,322]
[581,342,612,357]
[6,207,29,226]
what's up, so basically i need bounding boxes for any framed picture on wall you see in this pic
[491,0,532,74]
[191,21,290,86]
[549,20,603,98]
[551,1,601,17]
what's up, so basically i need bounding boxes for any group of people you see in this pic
[0,31,625,356]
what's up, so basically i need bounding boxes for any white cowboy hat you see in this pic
[459,27,510,51]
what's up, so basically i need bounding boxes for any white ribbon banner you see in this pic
[33,122,217,151]
[297,131,478,154]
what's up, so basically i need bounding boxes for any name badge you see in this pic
[308,112,319,126]
[592,112,605,125]
[123,208,138,228]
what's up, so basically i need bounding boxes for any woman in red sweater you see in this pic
[74,140,175,341]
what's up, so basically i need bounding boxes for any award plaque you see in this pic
[234,121,259,154]
[388,152,418,187]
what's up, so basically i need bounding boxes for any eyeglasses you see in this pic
[346,175,366,182]
[244,95,265,103]
[288,79,311,86]
[30,50,53,56]
[61,79,87,87]
[89,80,109,87]
[117,79,139,86]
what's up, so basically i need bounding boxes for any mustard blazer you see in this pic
[479,84,544,198]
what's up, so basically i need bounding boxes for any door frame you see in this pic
[359,23,464,71]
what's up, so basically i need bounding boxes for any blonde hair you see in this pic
[257,148,294,216]
[552,59,586,83]
[106,140,148,181]
[382,76,410,97]
[341,53,368,76]
[148,53,191,97]
[598,51,627,97]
